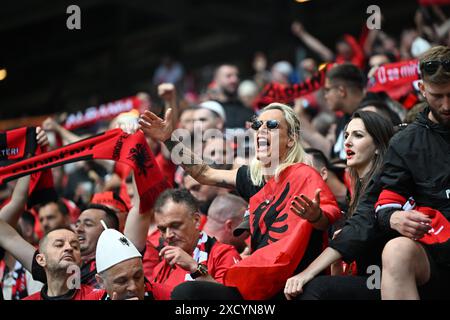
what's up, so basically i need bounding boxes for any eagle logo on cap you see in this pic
[119,237,130,246]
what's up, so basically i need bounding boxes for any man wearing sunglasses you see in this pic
[375,46,450,299]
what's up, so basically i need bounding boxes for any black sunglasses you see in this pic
[421,60,450,75]
[251,119,280,130]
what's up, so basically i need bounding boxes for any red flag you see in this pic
[224,163,341,299]
[224,219,313,300]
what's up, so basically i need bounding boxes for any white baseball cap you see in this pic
[96,225,142,273]
[198,100,226,122]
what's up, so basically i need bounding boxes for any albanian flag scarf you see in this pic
[0,128,170,213]
[224,163,341,300]
[375,189,450,246]
[0,127,56,207]
[254,65,329,109]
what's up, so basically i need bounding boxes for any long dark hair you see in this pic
[347,111,394,217]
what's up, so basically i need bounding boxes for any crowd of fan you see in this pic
[0,3,449,300]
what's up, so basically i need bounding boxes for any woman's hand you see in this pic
[284,271,314,300]
[138,108,174,142]
[289,188,322,223]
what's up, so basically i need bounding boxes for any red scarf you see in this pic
[254,66,329,109]
[224,163,341,300]
[0,128,170,213]
[112,162,134,210]
[375,189,450,245]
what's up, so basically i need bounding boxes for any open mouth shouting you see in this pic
[257,136,270,152]
[345,149,355,160]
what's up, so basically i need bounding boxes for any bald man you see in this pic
[203,194,249,253]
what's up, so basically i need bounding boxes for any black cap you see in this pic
[233,210,250,237]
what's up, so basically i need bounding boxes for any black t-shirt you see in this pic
[235,165,263,202]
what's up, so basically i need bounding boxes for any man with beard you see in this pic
[212,64,254,129]
[0,204,119,288]
[22,228,93,300]
[375,45,450,299]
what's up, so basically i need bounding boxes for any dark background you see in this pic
[0,0,420,120]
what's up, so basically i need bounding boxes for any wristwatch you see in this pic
[190,263,208,279]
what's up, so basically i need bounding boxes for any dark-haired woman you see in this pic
[284,111,395,300]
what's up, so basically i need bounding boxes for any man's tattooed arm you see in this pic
[213,179,235,189]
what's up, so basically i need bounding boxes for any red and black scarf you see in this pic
[0,260,29,300]
[0,127,56,207]
[0,128,170,213]
[254,65,329,109]
[151,232,216,300]
[0,127,37,165]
